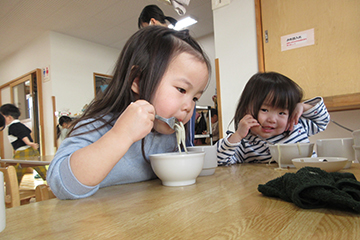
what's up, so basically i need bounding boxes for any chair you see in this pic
[0,165,36,208]
[35,184,56,202]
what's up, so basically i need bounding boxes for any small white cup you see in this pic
[188,145,217,176]
[316,138,355,168]
[0,172,6,232]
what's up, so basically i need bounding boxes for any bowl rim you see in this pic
[149,152,205,158]
[316,137,354,142]
[292,157,348,163]
[187,145,216,149]
[269,143,314,148]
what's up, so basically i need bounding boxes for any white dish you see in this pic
[292,157,348,172]
[149,152,204,187]
[269,143,314,168]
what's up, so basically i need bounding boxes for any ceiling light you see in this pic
[170,16,197,30]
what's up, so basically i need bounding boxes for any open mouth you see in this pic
[262,126,275,132]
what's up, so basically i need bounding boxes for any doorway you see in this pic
[0,69,45,158]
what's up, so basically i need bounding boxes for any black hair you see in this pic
[138,4,178,29]
[211,108,218,117]
[56,116,72,139]
[0,113,5,131]
[69,26,210,135]
[69,26,210,161]
[59,116,72,126]
[233,72,303,130]
[0,103,21,119]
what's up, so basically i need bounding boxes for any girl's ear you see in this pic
[149,18,156,26]
[131,77,140,94]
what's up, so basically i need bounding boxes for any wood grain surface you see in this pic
[1,163,360,239]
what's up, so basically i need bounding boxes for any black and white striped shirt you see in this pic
[217,97,330,165]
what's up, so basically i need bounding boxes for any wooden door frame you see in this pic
[255,0,360,112]
[215,58,223,139]
[0,69,45,158]
[255,0,265,72]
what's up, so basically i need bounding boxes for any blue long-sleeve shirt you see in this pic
[217,97,330,165]
[47,115,177,199]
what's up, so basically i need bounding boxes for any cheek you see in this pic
[278,118,289,129]
[256,113,265,123]
[182,112,193,125]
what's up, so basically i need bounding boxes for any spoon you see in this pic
[155,115,178,130]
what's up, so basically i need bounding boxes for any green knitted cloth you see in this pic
[258,167,360,213]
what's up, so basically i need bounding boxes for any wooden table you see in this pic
[1,164,360,239]
[0,155,53,167]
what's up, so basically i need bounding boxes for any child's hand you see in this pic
[112,100,155,143]
[287,103,303,131]
[287,102,312,131]
[30,142,39,149]
[229,114,260,143]
[22,136,39,149]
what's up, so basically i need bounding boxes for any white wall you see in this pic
[50,32,119,115]
[213,0,259,133]
[0,32,51,84]
[196,33,216,108]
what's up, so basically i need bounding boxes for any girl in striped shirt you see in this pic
[217,72,330,165]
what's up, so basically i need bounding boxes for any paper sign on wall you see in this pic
[281,28,315,51]
[42,65,50,82]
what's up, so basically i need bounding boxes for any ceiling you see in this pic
[0,0,214,62]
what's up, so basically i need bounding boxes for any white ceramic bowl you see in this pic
[292,157,348,172]
[316,138,355,169]
[149,152,205,187]
[187,145,217,176]
[352,129,360,146]
[354,145,360,162]
[269,143,314,168]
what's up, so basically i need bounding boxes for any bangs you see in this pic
[263,90,289,110]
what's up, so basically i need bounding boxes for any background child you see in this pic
[47,26,211,200]
[217,72,330,165]
[138,4,177,29]
[56,116,72,141]
[0,103,47,183]
[0,113,4,131]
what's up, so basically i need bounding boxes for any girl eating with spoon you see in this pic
[47,26,211,199]
[217,72,330,165]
